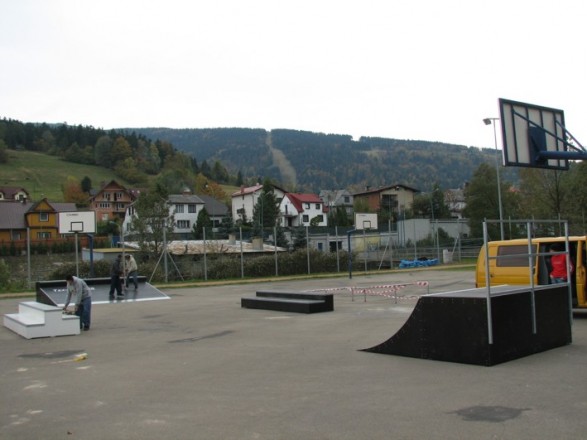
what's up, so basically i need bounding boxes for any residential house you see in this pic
[444,188,466,219]
[231,183,286,225]
[168,192,205,236]
[319,189,353,217]
[122,190,230,237]
[197,194,230,228]
[352,184,419,219]
[280,193,328,227]
[89,180,136,223]
[0,198,77,242]
[0,186,30,202]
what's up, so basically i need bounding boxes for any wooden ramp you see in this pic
[362,285,572,366]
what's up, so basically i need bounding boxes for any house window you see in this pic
[315,215,324,224]
[188,204,197,213]
[175,204,185,213]
[99,202,110,209]
[116,203,125,211]
[37,231,50,239]
[103,193,111,200]
[302,215,309,223]
[344,196,350,203]
[39,212,49,222]
[315,203,320,209]
[11,232,21,240]
[305,203,310,209]
[176,220,190,229]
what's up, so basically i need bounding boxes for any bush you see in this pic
[0,259,11,290]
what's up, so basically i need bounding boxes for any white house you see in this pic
[280,193,328,227]
[122,190,206,236]
[231,184,286,225]
[168,193,206,234]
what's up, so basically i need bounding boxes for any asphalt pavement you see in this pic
[1,269,586,440]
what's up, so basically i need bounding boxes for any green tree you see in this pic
[251,179,281,236]
[111,136,133,166]
[128,185,175,254]
[0,139,8,164]
[94,135,113,168]
[328,205,351,227]
[81,176,92,193]
[463,163,515,239]
[192,207,212,239]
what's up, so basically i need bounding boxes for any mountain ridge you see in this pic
[127,127,518,192]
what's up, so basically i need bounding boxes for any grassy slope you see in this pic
[0,149,238,202]
[0,149,129,202]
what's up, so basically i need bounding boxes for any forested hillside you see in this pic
[132,127,519,192]
[0,117,519,195]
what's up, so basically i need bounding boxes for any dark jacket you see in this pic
[111,257,123,276]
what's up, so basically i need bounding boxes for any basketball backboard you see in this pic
[354,213,378,230]
[498,98,569,170]
[58,211,96,234]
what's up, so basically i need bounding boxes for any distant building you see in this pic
[168,191,206,235]
[89,180,136,222]
[352,184,419,217]
[444,188,466,219]
[197,194,230,228]
[0,198,77,241]
[279,193,327,227]
[319,189,353,218]
[0,186,30,202]
[231,183,286,225]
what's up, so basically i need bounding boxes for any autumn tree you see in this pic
[62,176,89,207]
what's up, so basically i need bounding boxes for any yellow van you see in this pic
[475,236,587,308]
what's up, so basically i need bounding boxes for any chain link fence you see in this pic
[1,224,481,290]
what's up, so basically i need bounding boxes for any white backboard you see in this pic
[354,213,378,230]
[58,211,96,234]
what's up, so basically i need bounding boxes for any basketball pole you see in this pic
[483,117,505,240]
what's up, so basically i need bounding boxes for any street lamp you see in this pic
[483,117,505,240]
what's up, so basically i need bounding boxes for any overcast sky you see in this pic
[1,0,585,150]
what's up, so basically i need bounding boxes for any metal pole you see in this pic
[203,227,207,281]
[363,229,367,273]
[27,227,31,287]
[347,229,356,279]
[239,227,244,278]
[274,226,278,276]
[306,226,310,274]
[75,232,79,277]
[482,220,494,345]
[163,225,168,283]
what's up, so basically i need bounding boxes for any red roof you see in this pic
[285,193,323,213]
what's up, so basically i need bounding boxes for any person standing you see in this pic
[109,254,124,298]
[124,254,139,291]
[549,243,574,284]
[64,275,92,331]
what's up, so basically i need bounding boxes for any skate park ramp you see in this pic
[36,277,169,306]
[362,285,572,366]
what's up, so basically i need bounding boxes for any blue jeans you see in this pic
[126,271,138,289]
[551,276,567,284]
[76,296,92,329]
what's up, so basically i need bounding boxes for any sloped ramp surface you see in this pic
[362,285,571,366]
[36,277,169,306]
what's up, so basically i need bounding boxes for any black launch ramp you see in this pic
[362,285,572,366]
